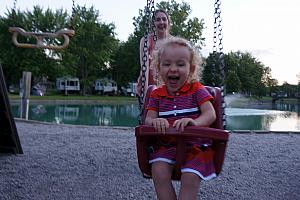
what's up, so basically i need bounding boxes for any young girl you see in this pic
[145,37,217,200]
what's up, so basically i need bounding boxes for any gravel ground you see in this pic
[0,121,299,200]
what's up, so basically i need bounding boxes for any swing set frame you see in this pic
[8,0,76,50]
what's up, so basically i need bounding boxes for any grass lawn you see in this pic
[9,93,299,104]
[8,94,138,102]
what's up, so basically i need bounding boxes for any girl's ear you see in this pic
[190,64,196,74]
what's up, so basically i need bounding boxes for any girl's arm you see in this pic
[195,101,216,126]
[173,101,216,131]
[145,110,169,133]
[139,37,146,68]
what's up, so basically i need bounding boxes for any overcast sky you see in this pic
[1,0,299,85]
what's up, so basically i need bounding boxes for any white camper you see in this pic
[126,82,137,96]
[56,77,80,93]
[94,78,117,95]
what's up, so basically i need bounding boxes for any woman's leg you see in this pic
[151,161,176,200]
[178,172,201,200]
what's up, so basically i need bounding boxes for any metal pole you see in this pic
[20,71,31,119]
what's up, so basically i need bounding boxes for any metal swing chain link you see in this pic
[138,0,154,124]
[211,0,218,87]
[69,0,76,30]
[150,0,160,84]
[150,1,157,43]
[13,0,17,12]
[12,0,17,26]
[213,0,226,129]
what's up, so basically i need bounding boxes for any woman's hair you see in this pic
[151,36,203,85]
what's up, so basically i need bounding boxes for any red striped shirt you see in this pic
[147,82,214,125]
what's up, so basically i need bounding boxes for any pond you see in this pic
[10,100,300,131]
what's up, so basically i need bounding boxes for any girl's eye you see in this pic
[177,62,186,67]
[161,62,171,67]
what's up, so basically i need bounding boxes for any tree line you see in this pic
[0,0,297,96]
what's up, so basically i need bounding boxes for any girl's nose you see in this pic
[169,65,178,72]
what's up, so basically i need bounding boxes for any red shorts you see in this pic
[149,144,217,180]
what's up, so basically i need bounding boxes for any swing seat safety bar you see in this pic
[8,27,75,50]
[136,85,229,180]
[135,125,229,180]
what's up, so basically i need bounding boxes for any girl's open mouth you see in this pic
[168,76,179,85]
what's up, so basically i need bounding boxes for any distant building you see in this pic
[94,78,117,95]
[56,77,80,93]
[123,82,137,96]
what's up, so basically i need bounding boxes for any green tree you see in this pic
[266,78,278,96]
[203,51,275,96]
[280,82,297,97]
[111,35,140,87]
[157,0,205,48]
[225,70,241,93]
[0,5,118,95]
[202,52,222,86]
[111,0,206,89]
[60,6,118,95]
[0,6,69,86]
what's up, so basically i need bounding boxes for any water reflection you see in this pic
[55,106,80,123]
[225,107,299,131]
[10,101,300,131]
[11,103,139,127]
[272,102,299,113]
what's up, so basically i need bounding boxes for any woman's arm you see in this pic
[137,36,149,96]
[139,37,145,68]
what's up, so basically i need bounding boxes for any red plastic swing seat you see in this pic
[135,85,229,180]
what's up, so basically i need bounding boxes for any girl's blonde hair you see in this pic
[150,36,203,85]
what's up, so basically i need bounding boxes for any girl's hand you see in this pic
[151,118,170,133]
[173,118,195,132]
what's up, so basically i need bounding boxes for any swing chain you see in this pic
[13,0,17,12]
[69,0,76,30]
[213,0,226,129]
[138,0,155,124]
[11,0,17,26]
[150,1,157,43]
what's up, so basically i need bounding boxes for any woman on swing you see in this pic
[136,9,172,96]
[144,36,217,200]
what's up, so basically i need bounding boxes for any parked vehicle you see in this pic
[8,84,19,94]
[94,78,117,95]
[56,77,80,94]
[31,83,46,96]
[31,86,44,96]
[124,82,137,96]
